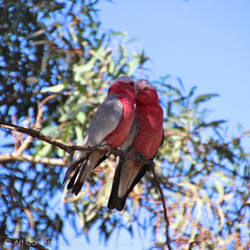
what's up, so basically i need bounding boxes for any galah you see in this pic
[63,76,136,195]
[108,79,164,211]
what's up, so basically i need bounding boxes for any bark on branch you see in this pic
[152,166,172,250]
[0,153,67,166]
[0,122,124,156]
[0,122,74,154]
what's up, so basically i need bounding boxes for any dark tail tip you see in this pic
[107,196,126,211]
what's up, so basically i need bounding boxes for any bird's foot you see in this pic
[128,153,154,169]
[96,145,124,158]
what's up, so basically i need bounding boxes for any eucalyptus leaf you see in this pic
[194,93,219,105]
[41,84,65,93]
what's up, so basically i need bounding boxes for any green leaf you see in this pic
[28,29,45,39]
[110,31,127,37]
[208,119,227,127]
[128,55,139,75]
[194,93,219,105]
[127,38,139,44]
[188,86,197,97]
[195,199,203,221]
[41,126,60,137]
[73,57,96,75]
[215,180,224,203]
[76,111,86,124]
[41,84,65,93]
[75,125,83,145]
[198,120,227,128]
[91,46,105,59]
[36,142,52,157]
[57,147,65,157]
[85,210,97,222]
[216,147,235,163]
[163,84,182,97]
[177,77,185,91]
[217,205,225,230]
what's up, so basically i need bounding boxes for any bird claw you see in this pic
[96,145,124,158]
[116,149,126,160]
[88,144,110,154]
[128,153,154,169]
[96,145,112,155]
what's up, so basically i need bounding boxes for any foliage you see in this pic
[0,0,249,249]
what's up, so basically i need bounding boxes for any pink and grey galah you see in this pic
[63,76,137,195]
[108,79,164,211]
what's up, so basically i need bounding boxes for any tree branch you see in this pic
[0,122,123,158]
[36,94,57,130]
[1,122,196,159]
[151,166,172,250]
[0,122,74,154]
[0,153,67,166]
[14,94,58,156]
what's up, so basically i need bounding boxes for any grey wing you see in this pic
[83,94,123,146]
[63,94,123,189]
[119,113,138,151]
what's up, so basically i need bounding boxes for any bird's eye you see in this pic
[129,81,134,87]
[144,87,150,91]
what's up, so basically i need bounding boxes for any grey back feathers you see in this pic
[83,94,123,147]
[64,93,123,194]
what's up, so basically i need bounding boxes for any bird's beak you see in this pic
[135,80,145,93]
[134,80,140,92]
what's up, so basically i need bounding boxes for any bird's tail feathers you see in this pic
[108,158,148,211]
[64,151,105,195]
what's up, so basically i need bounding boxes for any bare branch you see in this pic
[36,94,57,130]
[152,166,172,250]
[0,153,67,166]
[0,122,124,156]
[0,122,123,171]
[0,122,74,154]
[12,94,58,156]
[14,136,34,156]
[215,130,250,149]
[164,131,188,137]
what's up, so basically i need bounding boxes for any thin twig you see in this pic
[13,95,57,156]
[14,135,33,156]
[0,153,67,166]
[211,131,250,150]
[151,166,172,250]
[36,94,57,129]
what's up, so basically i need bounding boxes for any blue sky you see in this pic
[59,0,250,249]
[98,0,250,134]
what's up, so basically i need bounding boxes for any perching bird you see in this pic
[63,76,136,195]
[108,79,164,211]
